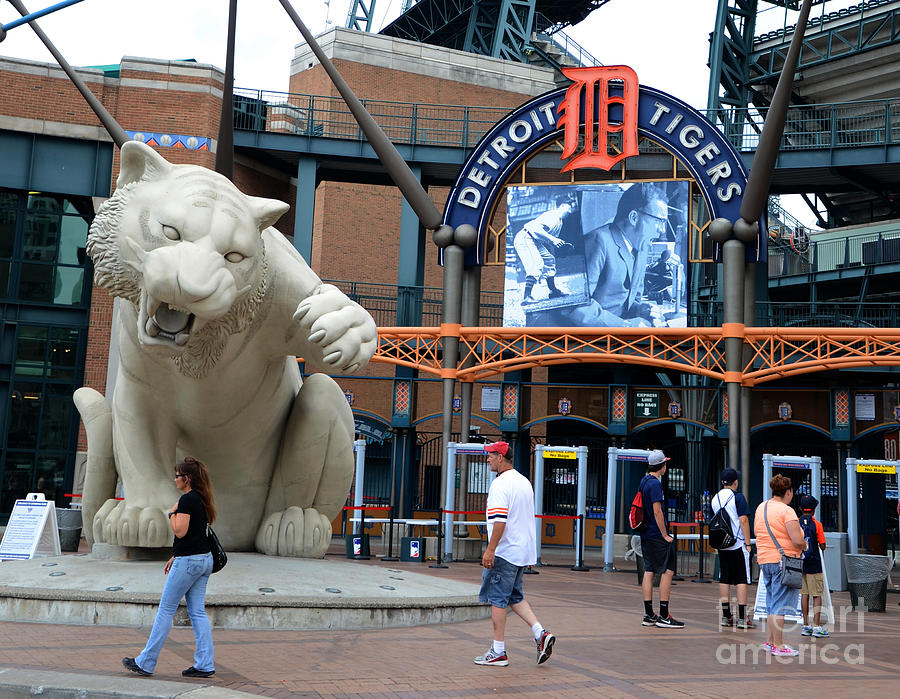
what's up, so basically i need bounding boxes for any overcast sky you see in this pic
[0,0,842,110]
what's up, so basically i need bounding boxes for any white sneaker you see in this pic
[812,626,830,638]
[474,647,509,666]
[772,645,799,657]
[801,625,813,636]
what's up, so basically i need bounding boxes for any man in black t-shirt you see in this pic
[639,450,684,629]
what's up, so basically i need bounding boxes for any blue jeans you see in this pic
[478,556,525,609]
[760,561,799,617]
[136,553,214,673]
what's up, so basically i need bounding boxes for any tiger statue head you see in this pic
[88,141,290,377]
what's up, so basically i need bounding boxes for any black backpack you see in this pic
[708,491,737,549]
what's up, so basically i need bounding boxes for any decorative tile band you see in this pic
[127,130,210,150]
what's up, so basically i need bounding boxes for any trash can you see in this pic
[844,553,892,612]
[56,508,82,552]
[345,533,370,558]
[823,532,848,591]
[400,536,425,562]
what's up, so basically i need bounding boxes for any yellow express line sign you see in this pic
[856,464,897,474]
[543,450,577,460]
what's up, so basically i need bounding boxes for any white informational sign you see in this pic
[481,386,501,412]
[753,582,802,623]
[468,460,490,494]
[855,393,875,421]
[0,493,61,560]
[752,565,834,625]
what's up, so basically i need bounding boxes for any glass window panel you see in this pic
[8,383,42,449]
[16,326,47,377]
[19,263,54,302]
[53,267,85,306]
[1,453,34,513]
[34,455,65,505]
[57,215,88,264]
[48,327,79,379]
[0,208,16,257]
[26,194,60,214]
[23,212,59,261]
[40,386,73,450]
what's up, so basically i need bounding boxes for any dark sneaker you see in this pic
[641,613,659,626]
[122,657,151,676]
[535,630,555,665]
[182,666,215,678]
[736,618,756,629]
[720,616,734,627]
[474,647,509,666]
[655,615,685,629]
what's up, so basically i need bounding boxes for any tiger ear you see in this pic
[117,141,173,187]
[248,196,290,231]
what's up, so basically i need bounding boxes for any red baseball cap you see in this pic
[484,441,510,458]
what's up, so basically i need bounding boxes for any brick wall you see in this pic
[3,42,550,458]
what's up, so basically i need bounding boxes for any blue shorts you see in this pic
[478,556,525,609]
[760,562,799,616]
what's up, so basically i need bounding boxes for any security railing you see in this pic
[532,11,602,67]
[692,300,900,328]
[238,88,898,156]
[754,0,895,45]
[767,226,900,277]
[234,89,508,150]
[707,97,900,152]
[325,279,504,327]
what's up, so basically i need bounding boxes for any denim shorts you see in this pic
[478,556,525,609]
[760,562,799,616]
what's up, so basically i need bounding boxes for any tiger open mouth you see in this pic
[138,292,206,348]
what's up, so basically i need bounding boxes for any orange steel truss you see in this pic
[372,326,900,385]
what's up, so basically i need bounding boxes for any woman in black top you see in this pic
[123,456,218,678]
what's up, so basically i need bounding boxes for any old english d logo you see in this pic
[557,66,639,172]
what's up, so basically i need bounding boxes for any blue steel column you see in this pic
[393,166,426,528]
[397,165,426,325]
[346,0,375,31]
[292,157,318,261]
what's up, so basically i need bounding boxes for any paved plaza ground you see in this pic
[0,542,897,698]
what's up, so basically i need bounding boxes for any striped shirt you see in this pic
[485,468,537,567]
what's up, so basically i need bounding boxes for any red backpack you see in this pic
[629,479,649,533]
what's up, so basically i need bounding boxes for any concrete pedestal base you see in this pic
[0,551,488,630]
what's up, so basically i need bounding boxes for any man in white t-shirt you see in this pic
[710,467,755,629]
[474,441,556,668]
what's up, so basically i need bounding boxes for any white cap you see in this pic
[647,449,670,467]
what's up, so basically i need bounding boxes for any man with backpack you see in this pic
[637,449,685,629]
[710,468,754,629]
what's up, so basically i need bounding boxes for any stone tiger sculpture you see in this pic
[74,140,377,558]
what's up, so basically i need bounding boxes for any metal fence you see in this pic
[708,97,900,152]
[239,88,899,155]
[326,279,504,326]
[692,300,900,328]
[235,89,509,150]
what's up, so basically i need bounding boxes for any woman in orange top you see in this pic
[753,474,808,657]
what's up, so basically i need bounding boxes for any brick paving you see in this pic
[0,545,897,698]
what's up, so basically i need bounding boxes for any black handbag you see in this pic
[763,502,803,589]
[207,525,227,574]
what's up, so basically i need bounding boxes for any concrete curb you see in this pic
[0,667,260,698]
